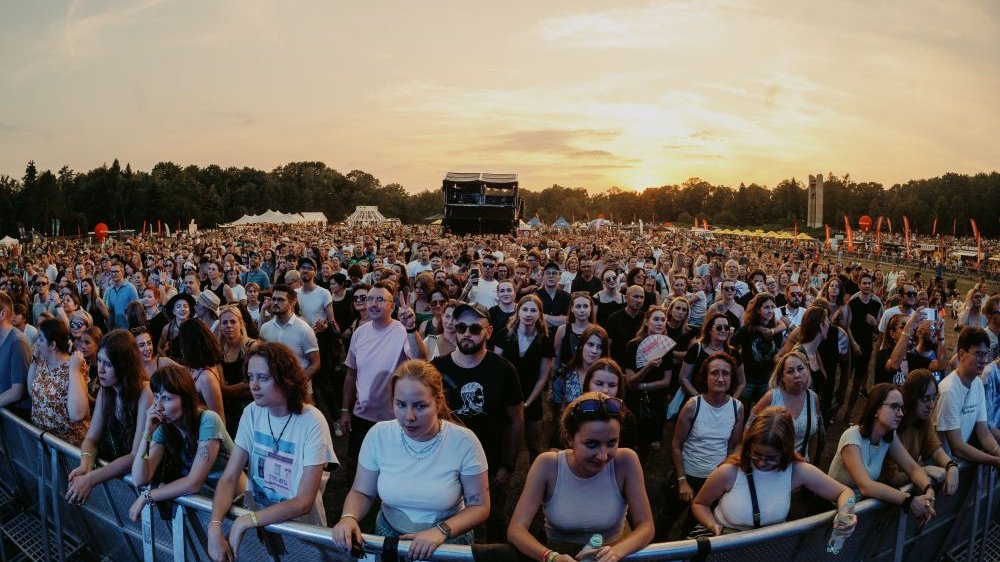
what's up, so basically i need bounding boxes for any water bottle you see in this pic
[826,497,856,555]
[579,534,603,562]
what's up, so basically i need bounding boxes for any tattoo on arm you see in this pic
[465,493,483,506]
[198,443,210,461]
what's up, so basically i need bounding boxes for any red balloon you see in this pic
[95,223,109,242]
[858,215,873,233]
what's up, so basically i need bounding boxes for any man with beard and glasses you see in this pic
[432,302,523,541]
[259,284,321,383]
[775,283,806,330]
[341,281,427,461]
[879,283,918,335]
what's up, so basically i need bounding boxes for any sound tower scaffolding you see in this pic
[442,172,522,235]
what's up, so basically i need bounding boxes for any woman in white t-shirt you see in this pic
[207,342,337,562]
[332,360,489,561]
[826,383,937,526]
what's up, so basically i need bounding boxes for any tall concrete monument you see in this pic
[807,174,824,228]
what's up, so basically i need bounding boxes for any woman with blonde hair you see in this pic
[216,305,256,436]
[750,351,822,462]
[332,360,489,559]
[495,294,554,460]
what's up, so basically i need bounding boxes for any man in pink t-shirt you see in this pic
[341,281,427,460]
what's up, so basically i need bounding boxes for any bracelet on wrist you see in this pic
[209,520,224,527]
[80,451,94,459]
[340,408,350,413]
[249,511,260,528]
[541,550,551,562]
[340,513,359,522]
[545,551,560,562]
[677,476,687,482]
[946,460,958,471]
[143,487,155,506]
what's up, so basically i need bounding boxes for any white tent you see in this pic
[221,210,326,227]
[0,236,18,247]
[345,206,387,226]
[298,212,328,225]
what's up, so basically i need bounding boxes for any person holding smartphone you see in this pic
[886,308,949,384]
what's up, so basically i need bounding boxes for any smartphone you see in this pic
[924,308,937,324]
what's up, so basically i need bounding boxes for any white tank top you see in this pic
[682,396,738,478]
[770,388,820,460]
[714,465,793,530]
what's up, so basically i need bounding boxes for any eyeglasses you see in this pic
[919,394,939,405]
[454,323,486,335]
[572,396,623,416]
[882,402,905,413]
[904,291,918,297]
[749,449,782,465]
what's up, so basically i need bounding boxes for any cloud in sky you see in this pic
[0,0,996,193]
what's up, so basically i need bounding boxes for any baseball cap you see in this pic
[453,302,489,321]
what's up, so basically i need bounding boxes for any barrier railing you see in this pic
[1,407,997,562]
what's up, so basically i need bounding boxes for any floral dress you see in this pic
[31,359,89,446]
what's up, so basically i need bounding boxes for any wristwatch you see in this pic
[434,521,452,540]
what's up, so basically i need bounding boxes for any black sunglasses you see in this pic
[454,323,486,335]
[904,291,918,297]
[573,396,623,415]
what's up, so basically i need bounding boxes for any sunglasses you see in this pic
[353,295,368,302]
[789,292,803,297]
[603,277,616,282]
[904,291,918,297]
[454,323,486,335]
[713,324,731,332]
[34,281,48,287]
[722,286,736,292]
[572,396,623,415]
[69,320,87,329]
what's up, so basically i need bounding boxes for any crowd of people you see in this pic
[1,221,1000,561]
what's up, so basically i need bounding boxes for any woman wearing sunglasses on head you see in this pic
[826,383,937,526]
[332,360,489,559]
[508,392,653,562]
[691,407,855,536]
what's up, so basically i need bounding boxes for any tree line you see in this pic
[0,160,996,238]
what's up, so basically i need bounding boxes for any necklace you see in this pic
[400,422,446,460]
[267,411,294,452]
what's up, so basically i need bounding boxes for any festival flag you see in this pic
[953,217,957,238]
[887,217,893,233]
[702,219,708,230]
[903,215,911,259]
[694,216,698,229]
[971,218,982,270]
[824,224,831,250]
[932,216,938,238]
[843,215,854,252]
[875,216,883,256]
[793,221,798,247]
[158,220,162,236]
[142,220,146,237]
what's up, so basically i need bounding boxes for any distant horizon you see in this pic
[4,157,997,194]
[2,1,996,193]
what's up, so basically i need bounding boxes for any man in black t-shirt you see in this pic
[571,258,602,294]
[432,302,523,541]
[537,262,571,336]
[606,285,646,367]
[843,272,882,415]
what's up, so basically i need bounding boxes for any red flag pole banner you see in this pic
[142,220,146,237]
[876,216,883,256]
[903,216,911,259]
[694,216,698,229]
[932,217,938,238]
[887,217,893,233]
[843,215,854,252]
[702,219,708,230]
[793,221,798,248]
[158,220,162,236]
[824,225,831,250]
[953,217,957,238]
[971,218,982,270]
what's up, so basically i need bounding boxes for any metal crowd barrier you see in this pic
[1,407,997,562]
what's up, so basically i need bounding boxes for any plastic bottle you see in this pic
[578,534,603,562]
[826,497,857,554]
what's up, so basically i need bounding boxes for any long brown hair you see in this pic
[727,406,802,472]
[98,330,147,453]
[506,294,546,335]
[150,364,202,471]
